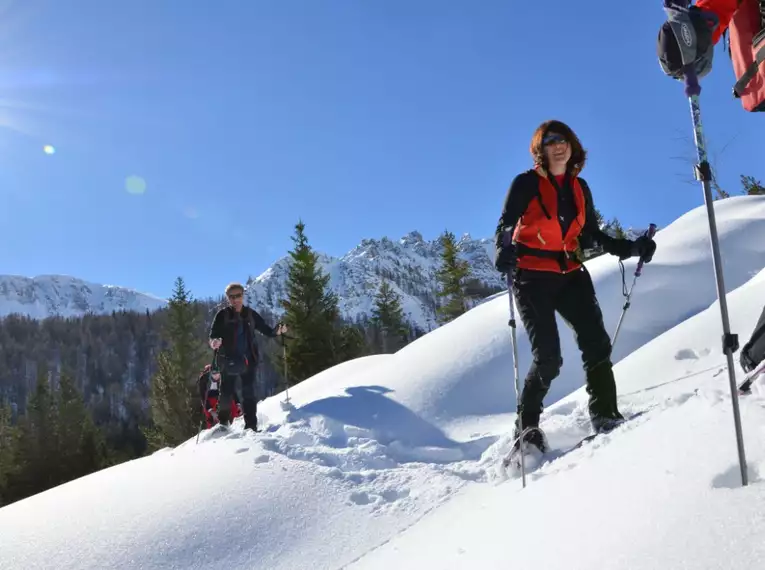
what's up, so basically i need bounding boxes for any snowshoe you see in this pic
[738,358,765,394]
[502,426,549,472]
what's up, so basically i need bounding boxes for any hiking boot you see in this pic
[740,346,757,374]
[585,360,621,421]
[242,399,258,432]
[512,425,549,455]
[591,412,625,434]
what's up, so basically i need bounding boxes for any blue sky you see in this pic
[0,0,759,300]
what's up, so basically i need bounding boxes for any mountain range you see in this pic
[244,231,504,331]
[1,226,649,330]
[0,275,166,320]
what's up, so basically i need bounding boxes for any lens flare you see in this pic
[43,145,55,154]
[125,175,146,195]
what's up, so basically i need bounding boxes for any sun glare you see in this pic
[125,175,146,195]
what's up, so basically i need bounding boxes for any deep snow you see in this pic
[2,196,765,570]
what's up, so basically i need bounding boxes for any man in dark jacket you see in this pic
[209,282,287,431]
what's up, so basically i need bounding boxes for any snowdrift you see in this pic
[349,268,765,570]
[261,195,765,440]
[2,196,765,570]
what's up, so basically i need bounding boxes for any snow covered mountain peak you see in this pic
[0,274,167,319]
[399,230,425,246]
[245,230,504,330]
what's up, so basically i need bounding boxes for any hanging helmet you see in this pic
[658,6,718,80]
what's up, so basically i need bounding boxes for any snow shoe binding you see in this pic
[502,425,549,472]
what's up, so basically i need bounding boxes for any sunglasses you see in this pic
[543,133,567,146]
[228,292,243,300]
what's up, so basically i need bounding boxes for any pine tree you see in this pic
[712,177,730,199]
[741,174,765,195]
[144,277,207,450]
[56,373,109,481]
[0,401,18,506]
[280,220,340,383]
[603,217,626,239]
[335,325,367,362]
[436,230,471,324]
[371,279,407,352]
[12,367,59,500]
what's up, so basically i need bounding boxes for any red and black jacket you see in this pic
[494,166,631,274]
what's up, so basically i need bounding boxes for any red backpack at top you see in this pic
[729,0,765,111]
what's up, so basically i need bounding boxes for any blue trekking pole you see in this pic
[662,0,748,486]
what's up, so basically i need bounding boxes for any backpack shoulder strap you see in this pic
[529,168,552,220]
[732,0,765,97]
[245,307,257,335]
[733,31,765,96]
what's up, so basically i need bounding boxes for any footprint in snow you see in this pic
[350,491,373,505]
[380,487,410,502]
[675,348,699,360]
[349,487,409,507]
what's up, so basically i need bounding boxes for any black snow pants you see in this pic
[741,304,765,373]
[512,265,620,431]
[218,363,258,430]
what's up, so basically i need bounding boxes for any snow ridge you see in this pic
[0,274,167,319]
[246,231,506,331]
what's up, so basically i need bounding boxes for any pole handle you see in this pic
[634,223,657,277]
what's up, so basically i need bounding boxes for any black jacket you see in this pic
[494,169,632,261]
[209,305,277,365]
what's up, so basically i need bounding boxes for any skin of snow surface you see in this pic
[1,196,765,569]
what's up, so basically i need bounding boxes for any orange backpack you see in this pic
[729,0,765,111]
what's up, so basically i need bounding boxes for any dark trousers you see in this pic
[742,304,765,372]
[512,265,618,430]
[218,364,258,429]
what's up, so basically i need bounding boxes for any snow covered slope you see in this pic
[350,261,765,570]
[0,274,166,319]
[2,196,765,570]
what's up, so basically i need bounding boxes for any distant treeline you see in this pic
[0,220,508,507]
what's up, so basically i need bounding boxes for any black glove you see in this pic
[495,243,517,274]
[630,235,656,263]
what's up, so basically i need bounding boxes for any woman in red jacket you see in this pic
[494,120,656,456]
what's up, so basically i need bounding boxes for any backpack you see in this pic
[728,0,765,111]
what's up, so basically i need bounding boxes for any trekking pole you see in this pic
[196,419,204,444]
[283,336,290,404]
[278,329,294,411]
[612,223,657,348]
[663,0,748,487]
[506,272,526,488]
